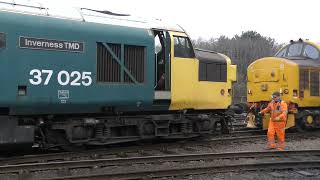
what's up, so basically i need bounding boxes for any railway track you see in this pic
[2,150,320,180]
[0,134,263,166]
[0,113,250,163]
[0,127,318,179]
[0,130,316,167]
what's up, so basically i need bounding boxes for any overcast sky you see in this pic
[36,0,319,43]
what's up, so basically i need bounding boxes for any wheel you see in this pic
[45,130,85,151]
[295,118,305,132]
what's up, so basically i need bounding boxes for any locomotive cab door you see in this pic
[153,30,171,100]
[167,31,197,110]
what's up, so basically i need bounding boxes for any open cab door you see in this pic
[153,30,171,101]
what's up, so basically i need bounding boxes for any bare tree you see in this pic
[193,31,283,103]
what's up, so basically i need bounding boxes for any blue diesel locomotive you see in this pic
[0,1,237,149]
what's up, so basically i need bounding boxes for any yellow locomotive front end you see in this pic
[247,57,298,129]
[247,39,320,130]
[247,57,299,103]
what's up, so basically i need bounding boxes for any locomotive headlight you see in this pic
[271,71,275,77]
[248,89,252,95]
[261,84,268,91]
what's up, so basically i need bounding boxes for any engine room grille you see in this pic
[124,45,145,83]
[97,43,145,84]
[299,69,309,90]
[310,71,319,96]
[97,43,121,83]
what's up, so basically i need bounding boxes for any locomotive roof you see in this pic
[273,39,320,68]
[194,49,227,64]
[0,0,185,32]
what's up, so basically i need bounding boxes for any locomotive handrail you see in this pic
[0,1,84,21]
[0,0,47,10]
[0,1,185,32]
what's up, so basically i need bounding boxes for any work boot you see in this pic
[277,147,284,151]
[265,144,276,150]
[277,141,285,151]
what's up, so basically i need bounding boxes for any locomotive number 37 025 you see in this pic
[29,69,92,86]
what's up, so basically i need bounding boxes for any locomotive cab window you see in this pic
[173,36,195,58]
[199,62,227,82]
[287,43,303,57]
[276,48,287,57]
[0,33,6,48]
[276,42,320,60]
[195,49,227,82]
[303,44,319,60]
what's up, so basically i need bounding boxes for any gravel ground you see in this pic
[155,131,320,180]
[204,132,320,153]
[177,169,320,180]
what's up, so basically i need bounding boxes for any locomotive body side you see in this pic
[0,10,155,115]
[169,32,236,110]
[0,1,238,149]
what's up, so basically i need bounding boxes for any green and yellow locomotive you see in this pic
[0,1,236,149]
[247,39,320,130]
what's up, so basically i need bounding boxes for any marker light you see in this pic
[293,90,298,97]
[220,89,225,96]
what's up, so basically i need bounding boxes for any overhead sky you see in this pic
[24,0,320,43]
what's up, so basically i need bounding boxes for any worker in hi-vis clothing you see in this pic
[259,91,288,151]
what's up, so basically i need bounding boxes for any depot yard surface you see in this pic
[169,131,320,180]
[174,169,320,180]
[0,131,319,180]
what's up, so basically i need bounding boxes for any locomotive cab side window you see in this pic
[173,36,195,58]
[195,49,227,82]
[199,62,227,82]
[276,48,287,57]
[0,33,6,48]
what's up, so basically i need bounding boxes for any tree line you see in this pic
[192,31,283,103]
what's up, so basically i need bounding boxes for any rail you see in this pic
[1,150,318,179]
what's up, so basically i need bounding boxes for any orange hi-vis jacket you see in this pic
[261,100,288,122]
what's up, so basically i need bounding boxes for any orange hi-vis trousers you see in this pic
[267,120,286,149]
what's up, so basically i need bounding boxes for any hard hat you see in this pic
[272,91,281,98]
